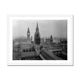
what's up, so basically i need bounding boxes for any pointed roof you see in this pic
[36,22,39,31]
[27,27,30,33]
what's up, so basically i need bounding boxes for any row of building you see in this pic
[13,23,67,60]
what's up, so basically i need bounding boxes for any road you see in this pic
[40,50,55,60]
[39,49,63,60]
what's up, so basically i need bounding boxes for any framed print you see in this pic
[7,15,74,66]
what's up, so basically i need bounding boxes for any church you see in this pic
[13,23,42,60]
[20,27,36,59]
[20,23,41,59]
[20,28,32,51]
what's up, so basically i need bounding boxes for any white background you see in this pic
[0,0,78,80]
[8,16,73,66]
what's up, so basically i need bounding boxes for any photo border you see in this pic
[7,15,74,66]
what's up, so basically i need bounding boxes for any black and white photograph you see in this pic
[8,16,73,65]
[1,0,80,80]
[13,20,67,60]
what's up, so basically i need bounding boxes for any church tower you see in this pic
[27,27,31,44]
[34,23,40,45]
[27,27,30,39]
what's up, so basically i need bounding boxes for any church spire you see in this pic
[27,27,30,33]
[36,22,39,32]
[27,27,30,38]
[34,22,40,45]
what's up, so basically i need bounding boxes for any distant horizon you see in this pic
[13,36,67,40]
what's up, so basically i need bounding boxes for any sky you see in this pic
[13,20,67,40]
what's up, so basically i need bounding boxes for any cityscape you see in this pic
[13,20,67,60]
